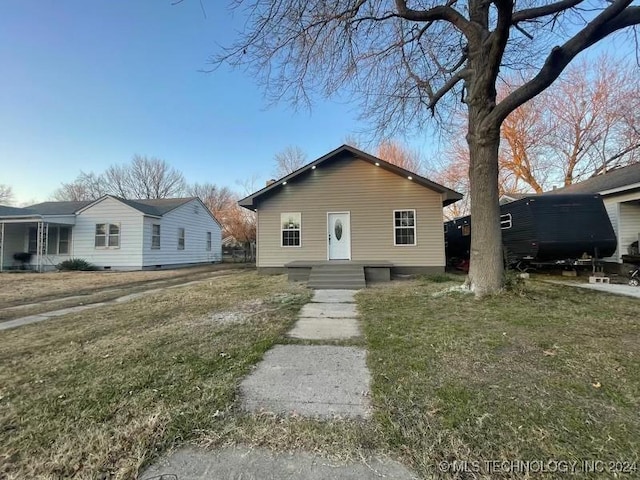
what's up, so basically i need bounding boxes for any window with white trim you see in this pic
[178,228,185,250]
[500,213,513,230]
[47,226,71,254]
[151,224,161,249]
[95,223,120,248]
[394,210,416,246]
[206,232,212,251]
[281,212,301,247]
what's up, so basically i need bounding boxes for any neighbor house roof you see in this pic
[545,162,640,195]
[26,200,93,215]
[19,197,198,217]
[239,144,463,209]
[116,197,197,216]
[0,205,39,217]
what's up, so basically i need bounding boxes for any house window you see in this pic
[95,223,120,248]
[394,210,416,246]
[178,228,185,250]
[462,224,471,236]
[47,227,71,254]
[500,213,513,230]
[151,224,161,249]
[206,231,212,251]
[281,212,301,247]
[28,227,38,254]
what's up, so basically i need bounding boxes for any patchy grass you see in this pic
[0,272,310,479]
[3,272,638,479]
[358,279,640,479]
[0,263,250,309]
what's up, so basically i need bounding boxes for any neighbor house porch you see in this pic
[0,218,75,272]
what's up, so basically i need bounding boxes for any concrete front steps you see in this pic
[307,264,366,289]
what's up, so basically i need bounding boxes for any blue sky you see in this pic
[0,1,634,204]
[0,1,374,204]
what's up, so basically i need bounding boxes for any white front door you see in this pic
[328,212,351,260]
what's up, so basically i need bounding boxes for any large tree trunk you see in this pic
[467,128,503,296]
[464,43,504,296]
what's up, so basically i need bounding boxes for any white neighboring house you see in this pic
[0,195,222,271]
[546,162,640,268]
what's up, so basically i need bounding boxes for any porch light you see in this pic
[311,165,316,170]
[282,181,287,185]
[407,176,413,180]
[375,162,380,166]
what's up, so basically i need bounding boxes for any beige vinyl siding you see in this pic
[257,156,445,267]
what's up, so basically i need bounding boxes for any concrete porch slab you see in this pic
[287,317,361,340]
[239,345,371,418]
[299,302,358,318]
[141,446,417,480]
[311,289,358,303]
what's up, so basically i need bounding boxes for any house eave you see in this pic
[238,144,463,209]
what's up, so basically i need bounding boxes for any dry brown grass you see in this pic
[0,264,248,309]
[0,271,311,479]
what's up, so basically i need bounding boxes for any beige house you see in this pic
[239,145,462,287]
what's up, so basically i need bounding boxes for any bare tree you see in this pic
[376,140,424,174]
[105,155,186,199]
[273,146,308,178]
[215,0,640,296]
[52,172,107,201]
[188,183,238,234]
[0,184,13,204]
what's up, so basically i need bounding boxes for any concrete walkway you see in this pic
[141,446,416,480]
[240,289,371,418]
[142,290,418,480]
[0,274,230,331]
[547,280,640,299]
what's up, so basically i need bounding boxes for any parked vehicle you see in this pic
[445,194,617,270]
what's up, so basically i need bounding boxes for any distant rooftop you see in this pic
[545,162,640,195]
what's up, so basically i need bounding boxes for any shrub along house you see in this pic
[239,145,462,288]
[0,195,222,271]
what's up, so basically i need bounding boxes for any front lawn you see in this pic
[0,272,310,479]
[358,277,639,478]
[2,273,638,479]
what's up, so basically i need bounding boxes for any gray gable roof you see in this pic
[115,197,196,216]
[239,144,463,209]
[546,162,640,195]
[26,200,93,215]
[22,197,196,217]
[0,205,39,217]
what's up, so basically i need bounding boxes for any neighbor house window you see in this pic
[500,213,513,230]
[28,227,38,254]
[47,226,71,254]
[394,210,416,246]
[281,212,301,247]
[206,231,212,251]
[178,228,185,250]
[95,223,120,248]
[151,224,161,249]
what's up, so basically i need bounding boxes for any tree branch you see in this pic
[491,1,640,125]
[512,0,584,23]
[394,0,473,37]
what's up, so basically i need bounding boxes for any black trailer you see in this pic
[444,194,617,269]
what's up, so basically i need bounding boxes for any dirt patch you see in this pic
[197,293,307,326]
